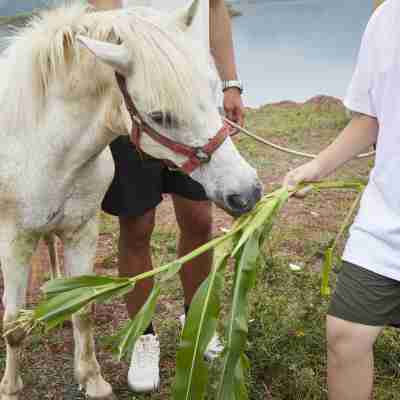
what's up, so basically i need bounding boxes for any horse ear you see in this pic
[76,35,131,75]
[173,0,200,31]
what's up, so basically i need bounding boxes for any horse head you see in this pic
[78,0,262,216]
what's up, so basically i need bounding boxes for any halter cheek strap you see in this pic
[115,72,236,174]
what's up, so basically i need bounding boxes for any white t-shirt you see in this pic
[123,0,210,49]
[342,0,400,280]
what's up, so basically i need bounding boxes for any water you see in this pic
[0,0,374,106]
[0,0,47,16]
[231,0,373,106]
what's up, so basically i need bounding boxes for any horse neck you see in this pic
[21,84,122,177]
[0,51,121,174]
[49,90,121,170]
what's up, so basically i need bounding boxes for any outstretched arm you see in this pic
[209,0,244,126]
[209,0,238,84]
[283,113,378,189]
[89,0,122,10]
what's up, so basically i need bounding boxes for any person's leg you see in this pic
[118,209,155,318]
[327,315,382,400]
[101,136,166,393]
[171,194,223,360]
[325,261,400,400]
[171,194,213,306]
[118,210,161,393]
[102,136,165,318]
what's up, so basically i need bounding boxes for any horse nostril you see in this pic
[254,184,263,203]
[227,194,249,212]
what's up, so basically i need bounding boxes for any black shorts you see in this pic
[328,261,400,327]
[101,136,208,217]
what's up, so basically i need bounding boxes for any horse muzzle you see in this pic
[216,182,263,217]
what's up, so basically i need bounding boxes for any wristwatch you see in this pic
[222,80,243,94]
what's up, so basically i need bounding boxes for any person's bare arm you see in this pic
[89,0,122,10]
[209,0,237,82]
[209,0,244,125]
[283,113,379,189]
[314,113,378,177]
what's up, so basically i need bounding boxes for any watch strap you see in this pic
[222,80,243,94]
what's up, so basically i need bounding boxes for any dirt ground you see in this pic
[0,96,374,399]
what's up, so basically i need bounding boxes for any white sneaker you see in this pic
[179,314,224,361]
[127,334,160,393]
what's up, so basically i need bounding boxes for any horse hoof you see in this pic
[82,379,115,400]
[0,394,19,400]
[0,375,23,400]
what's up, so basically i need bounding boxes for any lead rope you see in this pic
[223,117,376,160]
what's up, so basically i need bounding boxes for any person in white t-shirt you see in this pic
[284,1,400,399]
[90,0,245,393]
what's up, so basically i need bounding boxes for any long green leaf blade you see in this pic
[106,284,161,360]
[320,189,363,296]
[217,231,262,400]
[321,247,333,297]
[34,281,133,330]
[232,188,289,256]
[172,241,232,400]
[41,275,127,297]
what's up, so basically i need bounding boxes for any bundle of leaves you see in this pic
[8,180,365,400]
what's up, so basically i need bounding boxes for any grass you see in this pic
[246,252,400,400]
[1,97,397,399]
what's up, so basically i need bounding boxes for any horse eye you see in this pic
[149,111,179,128]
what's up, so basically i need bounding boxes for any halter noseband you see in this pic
[115,72,236,174]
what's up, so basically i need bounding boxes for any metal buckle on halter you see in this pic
[194,148,212,164]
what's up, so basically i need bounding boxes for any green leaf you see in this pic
[34,287,96,327]
[320,190,363,296]
[217,230,262,400]
[106,285,161,360]
[232,188,289,256]
[321,247,333,297]
[310,179,366,191]
[234,354,250,400]
[172,242,231,400]
[34,281,133,330]
[42,275,127,297]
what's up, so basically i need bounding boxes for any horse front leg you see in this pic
[0,233,39,400]
[61,218,114,400]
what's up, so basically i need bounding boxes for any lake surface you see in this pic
[231,0,373,105]
[0,0,374,106]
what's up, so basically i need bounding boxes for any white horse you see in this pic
[0,1,261,399]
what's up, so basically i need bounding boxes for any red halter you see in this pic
[115,72,237,174]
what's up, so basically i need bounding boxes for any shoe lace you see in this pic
[208,334,223,353]
[135,336,159,368]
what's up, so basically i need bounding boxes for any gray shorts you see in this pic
[328,261,400,327]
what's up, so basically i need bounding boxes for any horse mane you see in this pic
[0,1,210,132]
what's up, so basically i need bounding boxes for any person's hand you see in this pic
[283,160,322,196]
[223,88,244,127]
